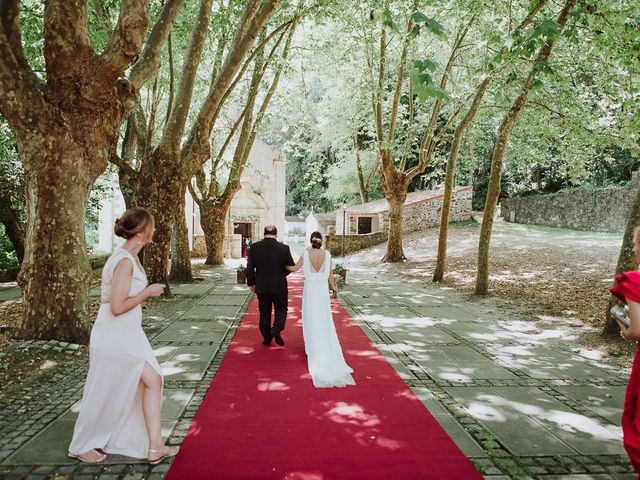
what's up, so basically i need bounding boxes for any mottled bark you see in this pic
[603,182,640,336]
[132,146,183,285]
[169,185,193,282]
[475,0,578,295]
[18,135,94,342]
[354,134,369,204]
[383,191,407,263]
[200,202,228,265]
[433,0,549,281]
[134,0,282,282]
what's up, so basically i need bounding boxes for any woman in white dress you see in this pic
[288,232,355,388]
[68,208,178,464]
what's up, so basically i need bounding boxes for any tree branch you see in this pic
[0,2,45,139]
[44,0,91,71]
[417,16,475,169]
[129,0,185,89]
[161,0,215,150]
[386,0,419,146]
[183,0,283,161]
[188,180,204,208]
[109,147,139,177]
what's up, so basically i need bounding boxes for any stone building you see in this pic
[190,138,287,258]
[326,186,472,256]
[305,212,336,238]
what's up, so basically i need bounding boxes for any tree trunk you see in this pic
[475,0,578,295]
[17,140,94,342]
[383,192,406,263]
[354,134,368,204]
[603,180,640,336]
[433,76,491,282]
[133,147,184,285]
[200,202,228,265]
[169,185,193,282]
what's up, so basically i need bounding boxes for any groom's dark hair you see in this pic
[264,225,277,236]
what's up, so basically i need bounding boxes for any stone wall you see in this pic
[501,179,640,233]
[401,187,472,233]
[325,231,388,256]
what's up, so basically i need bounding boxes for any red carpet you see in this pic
[166,274,482,479]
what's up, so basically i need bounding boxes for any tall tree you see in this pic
[192,21,296,264]
[112,0,286,285]
[371,1,473,261]
[0,0,184,342]
[475,0,579,295]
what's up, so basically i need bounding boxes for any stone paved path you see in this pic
[0,266,249,480]
[0,264,636,479]
[339,266,634,480]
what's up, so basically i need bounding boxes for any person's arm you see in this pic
[328,258,338,292]
[246,246,256,293]
[284,245,295,276]
[621,300,640,339]
[110,259,164,316]
[286,256,303,272]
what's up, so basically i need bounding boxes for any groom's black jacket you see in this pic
[246,238,295,294]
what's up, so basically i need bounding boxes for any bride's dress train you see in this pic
[302,250,355,388]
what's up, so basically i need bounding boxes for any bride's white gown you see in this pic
[302,249,355,388]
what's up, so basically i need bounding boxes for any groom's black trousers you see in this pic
[257,292,288,338]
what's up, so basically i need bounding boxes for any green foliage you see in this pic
[332,263,346,274]
[0,224,19,270]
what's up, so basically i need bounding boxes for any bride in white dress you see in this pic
[288,232,355,388]
[68,208,178,464]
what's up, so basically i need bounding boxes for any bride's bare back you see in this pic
[308,248,325,272]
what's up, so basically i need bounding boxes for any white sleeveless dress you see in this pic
[68,248,162,459]
[302,249,355,388]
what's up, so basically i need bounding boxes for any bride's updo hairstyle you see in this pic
[310,231,323,249]
[114,208,154,239]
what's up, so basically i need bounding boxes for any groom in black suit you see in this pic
[246,225,295,346]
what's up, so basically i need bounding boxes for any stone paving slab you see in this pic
[438,345,520,380]
[180,305,240,320]
[555,386,626,425]
[168,283,215,296]
[197,294,247,306]
[5,388,194,465]
[160,345,220,381]
[410,305,479,322]
[492,386,624,455]
[492,344,617,380]
[445,385,578,456]
[340,267,632,478]
[384,325,460,345]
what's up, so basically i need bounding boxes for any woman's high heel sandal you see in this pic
[148,446,179,465]
[68,449,107,463]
